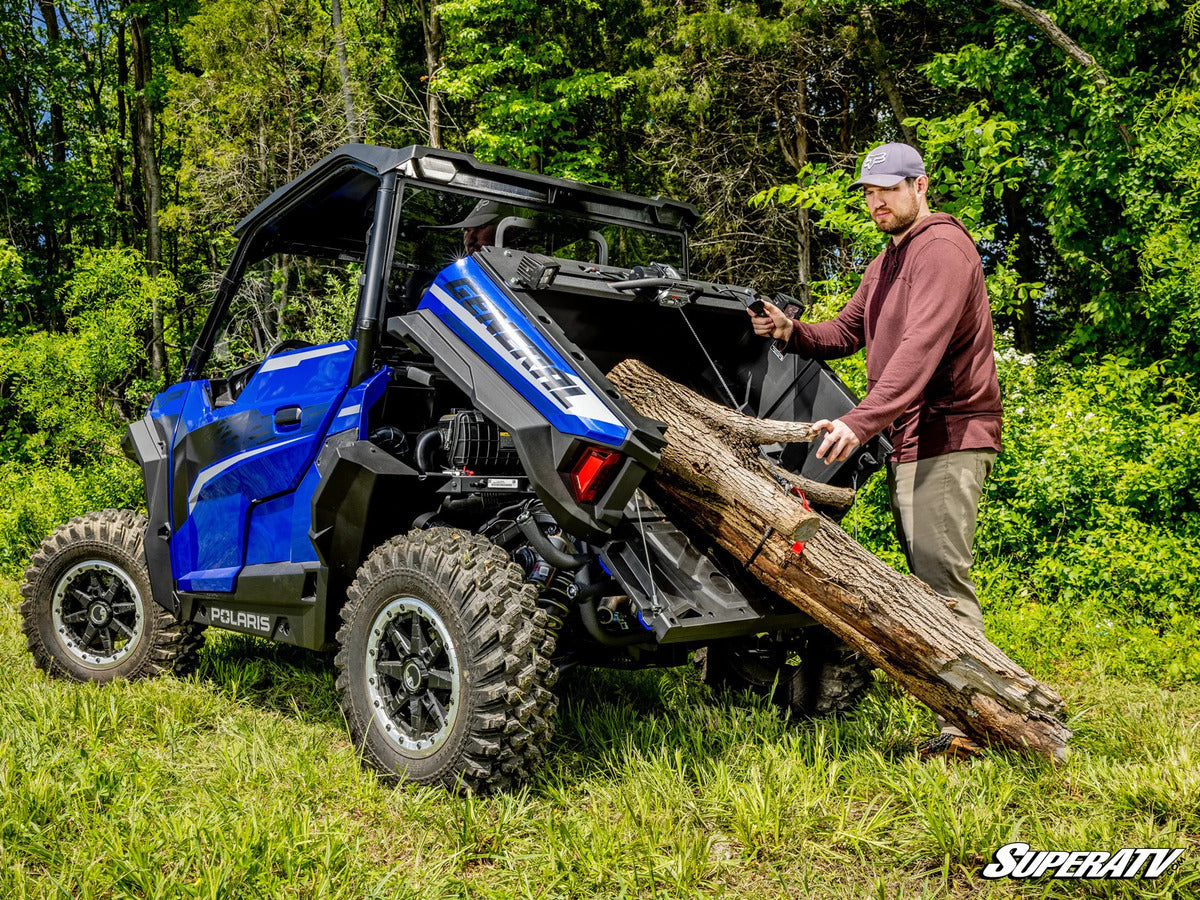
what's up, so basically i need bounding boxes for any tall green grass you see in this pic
[1,577,1196,899]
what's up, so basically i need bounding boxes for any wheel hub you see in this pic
[401,658,425,693]
[51,559,144,669]
[364,597,461,758]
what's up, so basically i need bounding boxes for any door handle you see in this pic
[274,406,302,428]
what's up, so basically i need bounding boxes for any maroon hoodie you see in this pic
[788,212,1002,462]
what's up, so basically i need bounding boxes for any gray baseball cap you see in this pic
[431,198,520,230]
[850,142,926,188]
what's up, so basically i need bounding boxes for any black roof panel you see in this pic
[235,144,698,256]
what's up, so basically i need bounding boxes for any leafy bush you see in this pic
[0,460,143,575]
[0,248,171,573]
[845,349,1200,684]
[0,247,176,465]
[980,354,1200,682]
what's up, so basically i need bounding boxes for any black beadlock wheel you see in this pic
[19,510,206,682]
[335,527,558,792]
[697,627,873,718]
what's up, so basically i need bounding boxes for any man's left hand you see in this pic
[812,418,861,463]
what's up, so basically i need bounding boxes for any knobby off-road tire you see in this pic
[19,510,206,682]
[698,628,873,718]
[335,527,558,792]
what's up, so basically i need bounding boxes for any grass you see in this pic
[1,576,1197,899]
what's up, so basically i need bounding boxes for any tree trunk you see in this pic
[607,359,1071,761]
[419,0,443,147]
[1003,185,1038,353]
[859,6,921,150]
[331,0,360,141]
[129,8,166,386]
[775,50,812,303]
[37,2,66,166]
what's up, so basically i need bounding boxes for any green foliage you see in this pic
[0,240,30,297]
[976,354,1200,683]
[753,162,882,269]
[0,248,175,465]
[435,0,633,182]
[905,103,1025,243]
[0,1,130,317]
[168,0,348,259]
[1121,78,1200,373]
[0,462,143,577]
[0,249,175,574]
[0,240,32,331]
[919,1,1195,361]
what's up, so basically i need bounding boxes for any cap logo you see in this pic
[863,150,888,172]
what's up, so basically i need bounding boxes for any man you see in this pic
[435,198,519,254]
[749,142,1002,759]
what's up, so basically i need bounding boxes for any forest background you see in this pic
[2,0,1200,895]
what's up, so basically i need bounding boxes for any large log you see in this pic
[608,359,1071,761]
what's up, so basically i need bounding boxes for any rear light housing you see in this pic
[566,445,623,504]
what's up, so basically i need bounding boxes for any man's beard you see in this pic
[877,205,918,235]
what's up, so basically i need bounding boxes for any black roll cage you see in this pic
[182,144,698,384]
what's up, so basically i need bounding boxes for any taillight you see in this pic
[567,446,623,503]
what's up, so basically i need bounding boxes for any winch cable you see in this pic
[633,491,661,613]
[677,306,744,412]
[677,303,784,481]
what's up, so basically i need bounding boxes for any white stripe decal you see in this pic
[187,435,309,513]
[258,343,350,374]
[337,404,362,418]
[429,283,623,429]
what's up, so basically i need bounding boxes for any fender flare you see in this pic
[121,416,180,615]
[309,437,424,591]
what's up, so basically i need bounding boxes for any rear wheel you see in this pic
[698,628,873,718]
[19,510,205,682]
[335,527,557,792]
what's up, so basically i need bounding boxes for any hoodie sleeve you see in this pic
[839,238,977,442]
[788,276,869,359]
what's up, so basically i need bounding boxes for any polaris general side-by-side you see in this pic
[21,145,888,790]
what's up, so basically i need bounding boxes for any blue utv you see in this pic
[20,145,887,791]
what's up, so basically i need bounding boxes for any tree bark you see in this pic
[610,360,836,542]
[1003,185,1038,352]
[607,359,1071,761]
[37,2,66,166]
[859,6,921,150]
[331,0,360,141]
[128,8,166,385]
[775,49,812,301]
[990,0,1134,149]
[418,0,443,147]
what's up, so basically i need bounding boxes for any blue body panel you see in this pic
[419,257,628,446]
[146,382,191,450]
[165,341,358,591]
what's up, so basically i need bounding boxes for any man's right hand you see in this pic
[747,299,794,342]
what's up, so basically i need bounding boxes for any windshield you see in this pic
[205,254,360,378]
[393,184,686,275]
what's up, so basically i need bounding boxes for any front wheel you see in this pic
[335,527,558,792]
[19,510,205,682]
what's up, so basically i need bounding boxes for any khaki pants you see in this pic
[887,449,996,735]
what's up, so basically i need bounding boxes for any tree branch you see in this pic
[990,0,1135,149]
